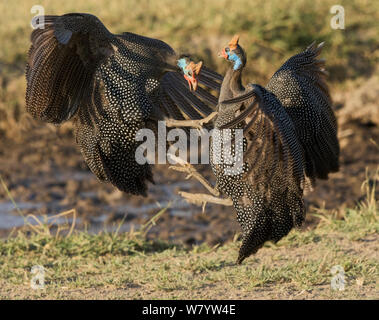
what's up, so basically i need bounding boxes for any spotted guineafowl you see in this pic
[176,35,339,263]
[25,13,222,196]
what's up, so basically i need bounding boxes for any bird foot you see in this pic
[168,156,232,212]
[169,162,219,196]
[178,191,233,213]
[165,112,218,130]
[199,111,218,126]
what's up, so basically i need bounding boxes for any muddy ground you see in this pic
[0,92,378,248]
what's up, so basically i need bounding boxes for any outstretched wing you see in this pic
[266,42,339,183]
[26,13,222,126]
[158,70,220,122]
[26,13,116,124]
[220,84,306,195]
[25,13,222,196]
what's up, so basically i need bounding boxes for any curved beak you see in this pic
[183,61,203,91]
[218,47,228,59]
[184,74,198,91]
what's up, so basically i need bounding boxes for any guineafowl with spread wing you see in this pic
[174,35,339,263]
[26,13,222,196]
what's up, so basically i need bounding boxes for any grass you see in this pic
[1,0,378,138]
[1,0,378,79]
[0,2,378,88]
[0,0,378,299]
[0,170,377,299]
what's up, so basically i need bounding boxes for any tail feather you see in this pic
[235,189,304,264]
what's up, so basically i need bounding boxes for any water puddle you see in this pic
[0,178,198,231]
[0,201,43,213]
[0,203,79,230]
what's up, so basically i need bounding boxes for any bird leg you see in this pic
[178,192,233,212]
[177,189,233,213]
[165,112,218,130]
[169,161,219,196]
[168,159,233,212]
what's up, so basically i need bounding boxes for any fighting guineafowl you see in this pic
[26,13,222,196]
[174,35,339,263]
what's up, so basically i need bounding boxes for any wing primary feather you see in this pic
[242,107,260,135]
[221,89,256,105]
[166,73,215,115]
[198,74,221,91]
[192,86,219,106]
[201,66,224,81]
[163,84,203,120]
[220,99,258,129]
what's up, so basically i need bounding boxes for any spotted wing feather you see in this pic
[26,13,115,123]
[266,42,339,183]
[220,84,306,194]
[25,13,222,195]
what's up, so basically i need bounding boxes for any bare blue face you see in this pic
[223,48,243,70]
[177,58,198,91]
[177,58,192,76]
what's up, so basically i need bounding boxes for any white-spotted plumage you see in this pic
[26,13,222,196]
[210,39,339,263]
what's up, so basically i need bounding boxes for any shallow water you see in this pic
[0,205,79,229]
[0,201,43,213]
[0,175,194,231]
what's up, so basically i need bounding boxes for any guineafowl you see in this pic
[175,35,339,263]
[25,13,222,196]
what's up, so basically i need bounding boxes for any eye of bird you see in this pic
[225,47,230,53]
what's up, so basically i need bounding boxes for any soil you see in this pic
[0,103,378,247]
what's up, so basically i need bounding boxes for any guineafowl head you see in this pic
[177,57,203,91]
[218,35,246,71]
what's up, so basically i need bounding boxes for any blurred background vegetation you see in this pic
[1,0,378,135]
[0,0,376,136]
[1,0,378,84]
